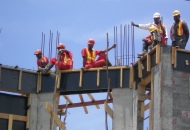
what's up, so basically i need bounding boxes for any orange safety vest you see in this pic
[60,52,71,63]
[177,20,184,36]
[85,48,96,64]
[150,24,166,44]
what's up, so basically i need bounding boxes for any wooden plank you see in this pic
[149,70,154,130]
[129,67,134,88]
[26,109,30,129]
[174,48,177,68]
[58,99,113,109]
[141,102,144,118]
[0,113,27,121]
[63,95,73,104]
[120,68,123,88]
[108,92,113,99]
[139,74,151,87]
[144,103,150,111]
[45,102,66,130]
[156,44,161,64]
[79,69,83,87]
[171,47,175,65]
[79,94,88,114]
[60,66,130,73]
[36,72,41,93]
[55,92,60,104]
[138,84,146,101]
[104,101,113,119]
[87,93,100,109]
[147,53,151,72]
[8,114,13,130]
[138,60,142,78]
[97,69,100,87]
[27,94,31,107]
[18,70,22,90]
[56,71,61,89]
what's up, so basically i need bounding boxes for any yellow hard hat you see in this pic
[149,26,157,33]
[173,10,180,16]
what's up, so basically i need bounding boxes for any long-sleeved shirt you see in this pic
[139,22,168,39]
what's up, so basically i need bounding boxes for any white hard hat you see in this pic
[153,12,161,18]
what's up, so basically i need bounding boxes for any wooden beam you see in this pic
[58,99,113,109]
[87,93,100,109]
[156,44,161,64]
[144,103,150,111]
[141,102,144,118]
[26,109,30,129]
[56,71,61,89]
[147,53,151,72]
[108,92,113,99]
[104,101,113,119]
[36,72,41,93]
[174,48,177,68]
[8,114,13,130]
[138,60,142,78]
[79,69,83,87]
[63,95,73,104]
[79,94,88,114]
[97,69,100,87]
[45,102,66,130]
[0,113,27,121]
[171,47,176,65]
[18,70,22,90]
[120,68,123,88]
[129,67,134,88]
[27,94,31,107]
[139,74,151,87]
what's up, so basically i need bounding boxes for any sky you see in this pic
[0,0,190,130]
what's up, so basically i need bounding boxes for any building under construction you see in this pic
[1,23,190,130]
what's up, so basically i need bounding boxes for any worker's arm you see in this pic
[100,43,116,54]
[183,22,189,43]
[131,21,139,27]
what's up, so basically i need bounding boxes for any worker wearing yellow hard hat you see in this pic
[170,10,189,49]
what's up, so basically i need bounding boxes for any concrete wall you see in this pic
[29,93,58,130]
[150,46,190,130]
[112,88,142,130]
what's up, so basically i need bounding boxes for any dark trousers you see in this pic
[172,39,187,49]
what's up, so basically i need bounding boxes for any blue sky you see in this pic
[0,0,190,130]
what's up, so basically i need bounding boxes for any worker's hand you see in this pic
[131,21,135,26]
[142,38,148,42]
[112,43,116,48]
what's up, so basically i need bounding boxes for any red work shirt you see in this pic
[81,48,102,61]
[37,55,49,68]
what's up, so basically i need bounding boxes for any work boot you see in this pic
[41,63,54,74]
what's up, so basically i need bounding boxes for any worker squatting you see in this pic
[34,10,189,74]
[131,10,189,56]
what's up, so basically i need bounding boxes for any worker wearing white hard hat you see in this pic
[131,12,168,56]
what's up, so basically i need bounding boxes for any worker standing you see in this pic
[131,12,167,55]
[81,39,116,69]
[170,10,189,49]
[34,49,49,69]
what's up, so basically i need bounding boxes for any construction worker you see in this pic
[170,10,189,49]
[131,12,167,55]
[39,43,73,74]
[55,43,73,70]
[81,39,116,69]
[34,49,49,69]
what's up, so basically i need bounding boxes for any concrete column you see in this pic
[29,92,58,130]
[150,46,190,130]
[112,88,141,130]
